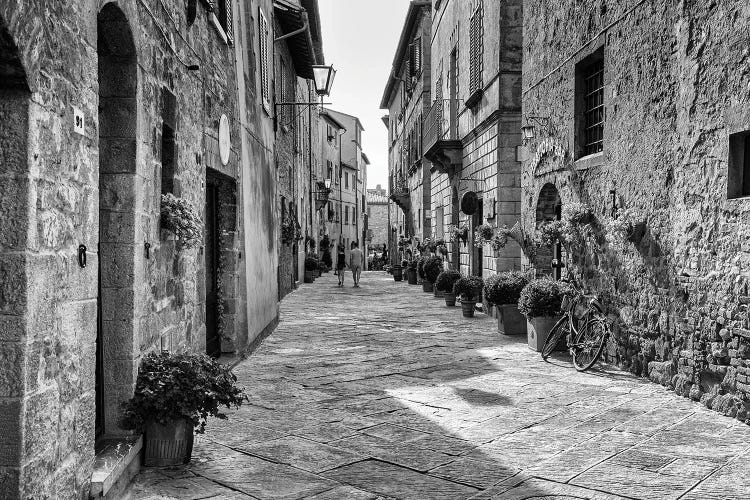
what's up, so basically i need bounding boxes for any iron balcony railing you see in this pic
[389,174,409,197]
[423,98,459,155]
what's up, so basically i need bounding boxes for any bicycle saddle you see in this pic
[589,298,604,312]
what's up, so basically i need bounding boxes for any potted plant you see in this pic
[484,271,529,335]
[448,223,470,246]
[454,276,484,318]
[423,256,445,297]
[122,352,247,466]
[304,256,318,283]
[417,256,434,292]
[436,270,461,306]
[161,194,202,249]
[407,260,418,284]
[474,224,495,247]
[518,278,571,351]
[392,260,403,281]
[606,208,646,245]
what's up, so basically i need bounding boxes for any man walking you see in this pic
[349,241,364,287]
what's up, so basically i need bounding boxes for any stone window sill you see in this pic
[574,151,605,171]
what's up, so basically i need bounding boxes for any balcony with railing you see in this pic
[389,173,411,212]
[423,98,463,175]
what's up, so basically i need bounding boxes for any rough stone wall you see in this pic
[522,0,750,421]
[0,0,280,497]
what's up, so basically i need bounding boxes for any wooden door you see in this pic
[205,182,221,358]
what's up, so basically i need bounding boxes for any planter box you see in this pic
[527,315,563,351]
[422,281,434,293]
[144,419,194,467]
[461,300,476,318]
[304,271,315,283]
[497,304,527,336]
[393,266,403,281]
[444,292,457,307]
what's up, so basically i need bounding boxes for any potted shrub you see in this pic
[436,270,461,306]
[122,352,247,466]
[474,224,495,247]
[454,276,484,318]
[484,272,529,335]
[304,256,318,283]
[407,260,418,284]
[417,257,432,292]
[423,256,445,297]
[518,278,571,351]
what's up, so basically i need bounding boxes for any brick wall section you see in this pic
[522,0,750,421]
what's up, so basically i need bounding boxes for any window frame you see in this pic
[258,7,270,112]
[575,47,605,159]
[728,131,750,199]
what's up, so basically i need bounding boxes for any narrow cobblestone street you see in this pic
[128,272,750,500]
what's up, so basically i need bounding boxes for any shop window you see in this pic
[728,131,750,199]
[576,47,605,158]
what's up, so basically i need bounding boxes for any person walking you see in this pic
[349,241,364,287]
[336,243,346,287]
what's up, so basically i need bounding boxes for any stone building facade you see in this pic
[367,185,390,250]
[424,0,523,276]
[382,0,432,263]
[522,1,750,420]
[0,0,323,496]
[325,109,368,264]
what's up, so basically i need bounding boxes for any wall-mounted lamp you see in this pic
[311,65,337,97]
[521,116,554,144]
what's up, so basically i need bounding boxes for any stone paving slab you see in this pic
[128,272,750,499]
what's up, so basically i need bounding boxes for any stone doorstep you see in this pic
[90,435,143,499]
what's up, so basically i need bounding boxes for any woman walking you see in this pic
[336,244,346,287]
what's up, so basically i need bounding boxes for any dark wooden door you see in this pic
[95,243,105,438]
[472,200,484,277]
[205,182,221,358]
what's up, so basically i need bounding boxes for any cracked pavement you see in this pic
[127,271,750,499]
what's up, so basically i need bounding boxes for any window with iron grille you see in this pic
[576,48,605,157]
[216,0,233,42]
[468,2,483,97]
[258,8,270,109]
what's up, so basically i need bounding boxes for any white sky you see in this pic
[318,0,411,190]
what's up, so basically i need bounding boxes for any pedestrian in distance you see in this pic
[336,244,346,287]
[349,241,364,287]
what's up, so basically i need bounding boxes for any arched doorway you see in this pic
[535,183,562,279]
[0,13,30,496]
[97,3,137,437]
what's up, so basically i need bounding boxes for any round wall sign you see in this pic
[218,114,231,166]
[461,191,478,215]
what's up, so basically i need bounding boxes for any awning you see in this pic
[274,0,320,79]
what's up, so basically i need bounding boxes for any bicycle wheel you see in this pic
[541,315,570,360]
[572,318,608,371]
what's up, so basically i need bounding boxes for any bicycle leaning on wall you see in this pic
[540,273,610,371]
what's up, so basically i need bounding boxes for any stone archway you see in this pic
[535,183,562,279]
[0,13,30,497]
[97,3,137,437]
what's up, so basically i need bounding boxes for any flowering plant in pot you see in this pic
[436,270,461,306]
[448,223,470,246]
[454,276,484,318]
[161,194,202,249]
[406,259,418,284]
[474,224,495,247]
[605,208,646,245]
[484,271,530,335]
[518,278,573,351]
[304,256,318,283]
[423,256,445,297]
[122,352,247,466]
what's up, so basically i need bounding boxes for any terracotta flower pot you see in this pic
[144,419,194,467]
[422,281,434,293]
[461,300,476,318]
[527,315,563,351]
[444,292,456,307]
[497,304,527,336]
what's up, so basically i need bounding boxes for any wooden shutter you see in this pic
[259,8,270,107]
[469,3,483,94]
[223,0,233,43]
